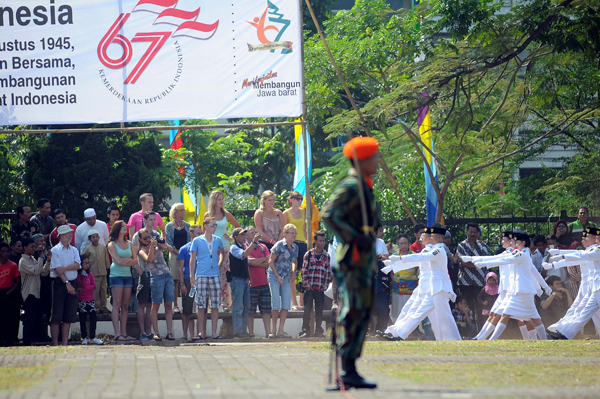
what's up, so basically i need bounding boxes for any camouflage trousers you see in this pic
[334,267,375,361]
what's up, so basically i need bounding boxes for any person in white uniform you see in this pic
[472,233,551,340]
[465,232,539,340]
[379,227,461,341]
[544,230,600,339]
[381,230,442,339]
[466,231,515,340]
[545,227,600,340]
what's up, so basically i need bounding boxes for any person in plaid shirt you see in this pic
[457,223,491,326]
[300,231,331,337]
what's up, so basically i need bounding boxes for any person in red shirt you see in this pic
[0,242,21,346]
[409,224,426,253]
[246,226,272,338]
[50,209,77,248]
[127,193,166,239]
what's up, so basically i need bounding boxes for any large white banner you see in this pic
[0,0,303,125]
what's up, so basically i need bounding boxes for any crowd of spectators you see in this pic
[1,195,597,345]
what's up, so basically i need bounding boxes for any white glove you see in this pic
[381,265,393,274]
[548,249,560,256]
[389,255,402,263]
[542,262,553,270]
[461,256,472,262]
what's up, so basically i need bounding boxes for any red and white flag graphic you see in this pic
[133,0,177,14]
[172,20,219,39]
[154,8,200,26]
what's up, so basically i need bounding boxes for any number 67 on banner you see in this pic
[97,11,219,84]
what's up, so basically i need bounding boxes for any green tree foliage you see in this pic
[305,0,600,221]
[20,131,180,224]
[302,0,335,34]
[177,120,251,198]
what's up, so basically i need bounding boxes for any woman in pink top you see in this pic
[254,190,283,250]
[75,255,103,345]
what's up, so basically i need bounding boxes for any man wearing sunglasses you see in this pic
[189,218,225,339]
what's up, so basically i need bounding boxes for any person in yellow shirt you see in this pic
[282,191,308,311]
[391,234,417,321]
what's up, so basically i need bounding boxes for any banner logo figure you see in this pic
[247,1,292,54]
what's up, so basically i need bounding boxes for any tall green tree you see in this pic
[20,131,181,223]
[306,0,600,222]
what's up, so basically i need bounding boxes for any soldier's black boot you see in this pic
[340,357,377,389]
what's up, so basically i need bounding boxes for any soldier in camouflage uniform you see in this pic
[322,137,380,389]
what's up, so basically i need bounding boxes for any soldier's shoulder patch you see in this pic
[432,249,440,255]
[593,246,600,252]
[513,252,522,257]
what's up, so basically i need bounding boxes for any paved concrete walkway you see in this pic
[1,342,599,399]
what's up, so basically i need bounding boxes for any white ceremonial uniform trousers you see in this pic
[391,294,412,322]
[387,292,461,340]
[549,288,587,333]
[394,290,420,324]
[559,290,600,340]
[389,291,442,339]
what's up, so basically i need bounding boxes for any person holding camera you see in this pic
[229,228,261,339]
[138,228,176,341]
[19,237,51,346]
[132,211,177,340]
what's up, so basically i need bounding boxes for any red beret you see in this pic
[343,137,379,160]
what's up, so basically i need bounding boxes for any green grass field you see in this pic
[1,341,599,395]
[291,340,600,391]
[301,339,600,357]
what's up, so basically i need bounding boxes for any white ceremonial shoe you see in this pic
[82,338,89,345]
[91,338,104,345]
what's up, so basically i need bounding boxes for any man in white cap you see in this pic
[50,224,81,346]
[75,209,109,251]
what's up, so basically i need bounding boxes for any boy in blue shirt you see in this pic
[189,218,224,339]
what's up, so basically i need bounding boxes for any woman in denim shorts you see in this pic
[138,230,175,341]
[107,221,142,341]
[267,224,298,338]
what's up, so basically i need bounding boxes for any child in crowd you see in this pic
[477,272,499,323]
[452,297,476,339]
[546,235,559,250]
[75,255,103,345]
[82,229,111,315]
